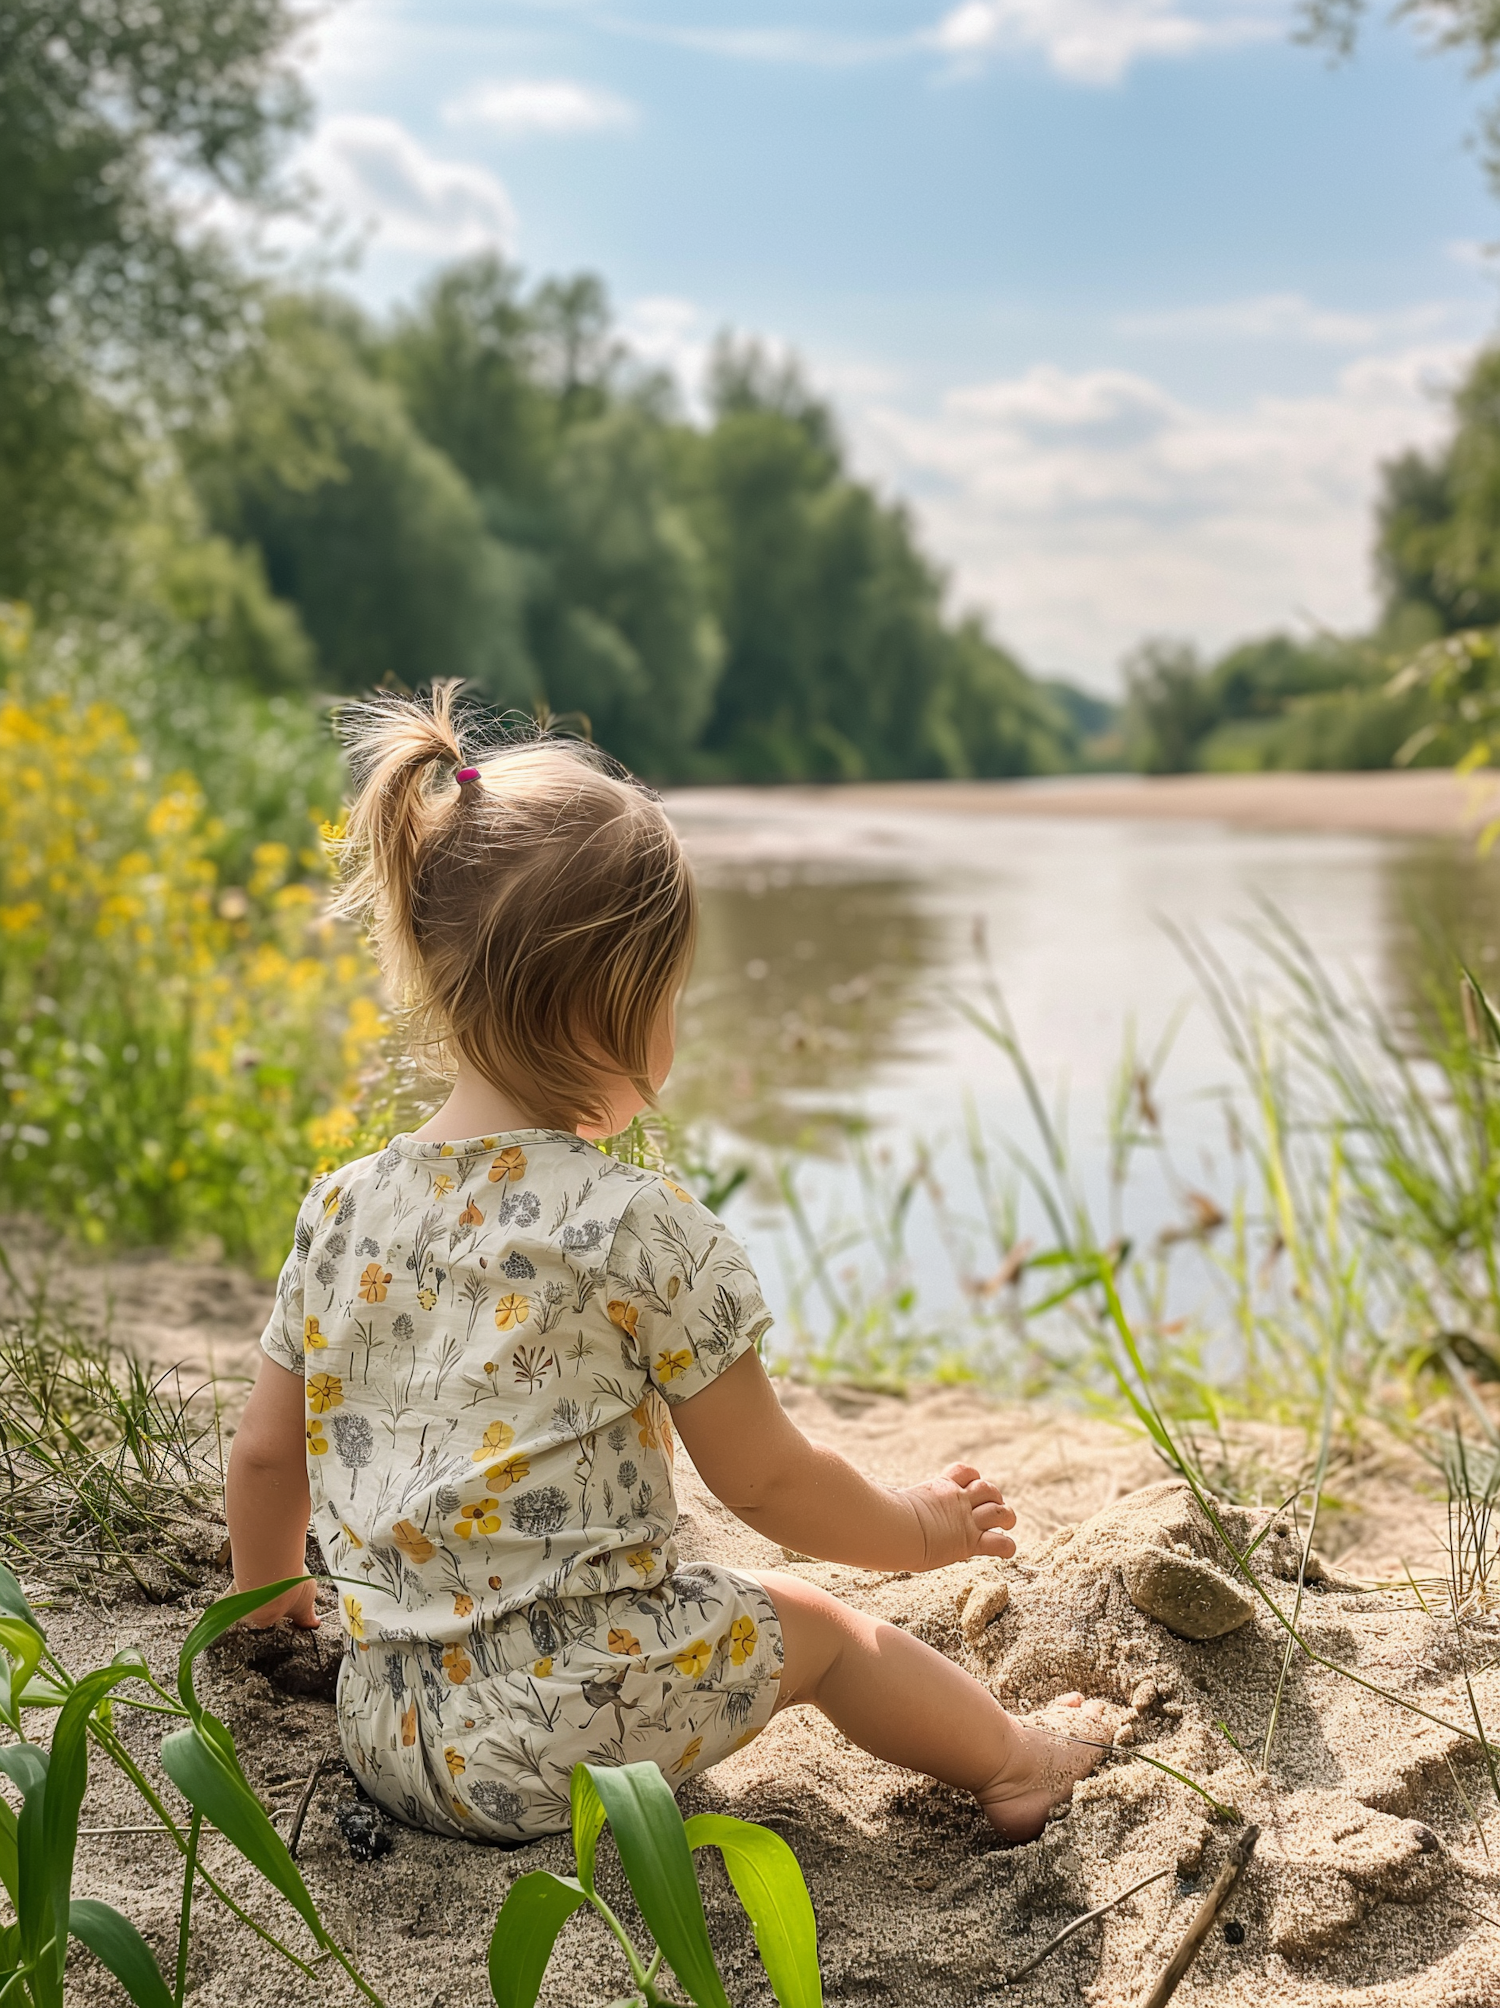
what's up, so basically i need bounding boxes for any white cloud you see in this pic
[302,115,515,257]
[445,79,637,137]
[1115,292,1459,347]
[931,0,1278,85]
[852,342,1469,680]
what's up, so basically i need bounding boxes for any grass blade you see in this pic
[683,1813,822,2008]
[175,1581,310,1718]
[585,1763,731,2008]
[486,1872,589,2008]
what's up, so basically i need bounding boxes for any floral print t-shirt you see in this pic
[259,1131,773,1649]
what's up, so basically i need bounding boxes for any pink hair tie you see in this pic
[455,766,481,785]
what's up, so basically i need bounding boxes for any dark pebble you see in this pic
[335,1801,394,1863]
[1223,1920,1246,1946]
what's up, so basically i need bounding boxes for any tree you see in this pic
[1121,641,1213,773]
[0,0,307,600]
[186,298,532,700]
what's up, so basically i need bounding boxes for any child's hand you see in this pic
[902,1463,1017,1569]
[238,1576,321,1631]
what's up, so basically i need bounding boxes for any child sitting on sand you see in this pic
[226,686,1114,1845]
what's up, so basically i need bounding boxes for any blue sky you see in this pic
[285,0,1500,689]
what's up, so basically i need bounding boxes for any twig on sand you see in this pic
[1002,1865,1173,1986]
[287,1750,336,1860]
[1136,1824,1260,2008]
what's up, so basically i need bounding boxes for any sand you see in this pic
[666,769,1500,840]
[21,1240,1498,2008]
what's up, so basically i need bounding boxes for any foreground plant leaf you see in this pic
[486,1871,590,2008]
[586,1763,731,2008]
[684,1812,822,2008]
[69,1899,174,2008]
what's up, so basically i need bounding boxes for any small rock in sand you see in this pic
[335,1801,394,1863]
[960,1579,1010,1641]
[1120,1547,1254,1640]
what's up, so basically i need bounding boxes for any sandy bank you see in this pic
[669,770,1500,840]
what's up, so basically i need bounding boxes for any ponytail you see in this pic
[331,682,466,1003]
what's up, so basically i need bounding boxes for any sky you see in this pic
[280,0,1500,692]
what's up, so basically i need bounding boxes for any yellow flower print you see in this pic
[626,1547,657,1580]
[442,1644,472,1685]
[401,1700,417,1747]
[455,1498,501,1539]
[672,1639,712,1680]
[306,1418,328,1456]
[444,1746,466,1779]
[432,1173,455,1197]
[343,1595,365,1641]
[321,1186,342,1219]
[533,1656,554,1678]
[417,1286,439,1311]
[474,1420,515,1462]
[607,1299,640,1339]
[607,1627,640,1656]
[488,1146,528,1183]
[663,1178,694,1204]
[484,1452,530,1492]
[453,1593,474,1617]
[727,1617,758,1666]
[307,1372,343,1415]
[459,1198,484,1226]
[339,1521,364,1550]
[358,1263,391,1304]
[672,1736,704,1775]
[494,1293,530,1330]
[452,1798,472,1820]
[303,1315,326,1351]
[655,1348,692,1384]
[392,1519,435,1566]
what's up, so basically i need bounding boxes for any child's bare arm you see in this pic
[225,1355,319,1628]
[672,1351,1016,1571]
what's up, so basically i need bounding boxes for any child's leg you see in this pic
[756,1570,1118,1844]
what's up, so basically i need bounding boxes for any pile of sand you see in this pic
[37,1372,1500,2008]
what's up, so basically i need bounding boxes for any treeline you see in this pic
[2,0,1079,796]
[1118,347,1500,777]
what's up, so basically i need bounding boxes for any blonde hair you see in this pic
[332,683,696,1131]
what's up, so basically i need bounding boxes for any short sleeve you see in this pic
[606,1179,773,1406]
[258,1189,319,1376]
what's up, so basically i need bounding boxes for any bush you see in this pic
[0,668,384,1270]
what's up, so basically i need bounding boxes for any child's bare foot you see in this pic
[976,1692,1124,1842]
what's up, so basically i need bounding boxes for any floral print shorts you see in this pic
[337,1566,783,1842]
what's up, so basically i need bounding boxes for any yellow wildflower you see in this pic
[493,1293,530,1330]
[453,1593,474,1617]
[417,1286,439,1311]
[343,1595,365,1641]
[391,1519,435,1566]
[442,1644,472,1685]
[672,1736,704,1775]
[488,1146,528,1182]
[358,1263,391,1304]
[484,1453,530,1493]
[303,1315,326,1350]
[607,1627,640,1656]
[306,1418,328,1456]
[444,1747,466,1779]
[655,1348,692,1383]
[533,1657,554,1678]
[727,1617,758,1666]
[607,1300,640,1338]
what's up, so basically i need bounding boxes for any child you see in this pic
[226,686,1115,1846]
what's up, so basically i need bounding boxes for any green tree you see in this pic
[186,297,531,700]
[1,0,307,601]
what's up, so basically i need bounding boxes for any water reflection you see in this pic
[669,866,939,1148]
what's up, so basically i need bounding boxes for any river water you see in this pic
[660,787,1500,1357]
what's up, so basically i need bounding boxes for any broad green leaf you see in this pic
[0,1562,43,1635]
[684,1815,822,2008]
[486,1871,588,2008]
[43,1665,145,1990]
[68,1900,174,2008]
[570,1764,607,1895]
[176,1579,310,1718]
[0,1797,17,1911]
[159,1719,327,1946]
[16,1679,70,1709]
[585,1764,729,2008]
[0,1742,50,1979]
